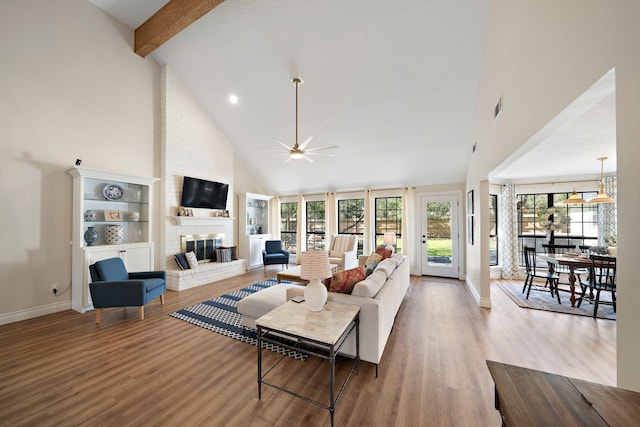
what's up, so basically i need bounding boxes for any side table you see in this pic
[256,300,360,427]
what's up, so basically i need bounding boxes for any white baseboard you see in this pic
[465,278,492,308]
[0,300,71,325]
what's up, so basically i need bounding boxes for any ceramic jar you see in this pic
[84,210,97,221]
[84,226,98,246]
[105,224,124,245]
[130,211,140,221]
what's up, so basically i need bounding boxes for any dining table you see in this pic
[537,253,592,307]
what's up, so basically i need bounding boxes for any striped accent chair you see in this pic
[327,234,358,271]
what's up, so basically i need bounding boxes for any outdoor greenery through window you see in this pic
[375,196,402,252]
[517,191,598,265]
[306,201,326,250]
[489,194,498,266]
[338,198,365,255]
[280,202,297,254]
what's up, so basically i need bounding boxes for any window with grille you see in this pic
[375,196,402,252]
[306,200,326,250]
[338,198,364,255]
[280,202,298,254]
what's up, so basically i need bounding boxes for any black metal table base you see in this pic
[257,316,359,427]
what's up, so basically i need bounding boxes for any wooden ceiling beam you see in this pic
[135,0,226,57]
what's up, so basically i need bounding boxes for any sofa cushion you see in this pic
[329,266,366,294]
[185,251,199,269]
[375,258,396,277]
[351,270,387,298]
[174,252,190,270]
[375,245,393,260]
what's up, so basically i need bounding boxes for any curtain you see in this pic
[501,183,520,279]
[297,194,306,263]
[363,189,372,254]
[325,192,337,238]
[402,187,415,265]
[598,175,617,246]
[270,196,280,240]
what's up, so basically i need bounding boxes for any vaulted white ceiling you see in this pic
[89,0,616,194]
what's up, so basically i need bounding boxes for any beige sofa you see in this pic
[239,252,410,375]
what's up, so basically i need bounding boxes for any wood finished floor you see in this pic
[0,270,616,426]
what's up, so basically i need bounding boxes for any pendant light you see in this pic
[588,157,615,204]
[563,189,586,205]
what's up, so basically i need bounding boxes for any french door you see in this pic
[420,194,460,277]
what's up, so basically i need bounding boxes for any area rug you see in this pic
[497,281,616,320]
[170,279,308,360]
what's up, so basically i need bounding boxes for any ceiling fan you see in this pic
[273,77,338,163]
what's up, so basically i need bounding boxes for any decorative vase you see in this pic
[84,226,98,246]
[104,224,125,245]
[84,210,97,221]
[304,279,328,312]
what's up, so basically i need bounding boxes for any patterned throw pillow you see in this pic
[329,266,366,294]
[185,251,199,269]
[174,252,190,270]
[365,252,383,265]
[375,245,393,260]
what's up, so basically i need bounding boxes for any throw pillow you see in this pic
[364,260,378,277]
[329,266,366,294]
[365,252,382,265]
[174,251,190,270]
[185,251,199,269]
[375,245,393,260]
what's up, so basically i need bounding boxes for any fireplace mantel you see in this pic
[171,216,235,226]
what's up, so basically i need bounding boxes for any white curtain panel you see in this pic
[501,183,520,279]
[363,189,373,255]
[599,175,617,245]
[325,192,338,237]
[402,187,415,266]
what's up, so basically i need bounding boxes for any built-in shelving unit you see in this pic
[67,166,159,313]
[238,193,272,270]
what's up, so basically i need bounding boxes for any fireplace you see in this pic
[181,234,223,263]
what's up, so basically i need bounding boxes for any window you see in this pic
[338,198,365,255]
[306,200,326,250]
[375,196,402,252]
[280,202,297,254]
[517,191,598,264]
[489,194,498,266]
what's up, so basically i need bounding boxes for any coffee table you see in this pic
[276,264,338,284]
[256,300,360,427]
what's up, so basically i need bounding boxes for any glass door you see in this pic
[420,194,459,277]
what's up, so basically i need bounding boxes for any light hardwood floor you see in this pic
[0,270,616,426]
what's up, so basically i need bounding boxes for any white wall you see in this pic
[0,0,160,320]
[160,66,238,267]
[469,0,640,390]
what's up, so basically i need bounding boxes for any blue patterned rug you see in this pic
[170,279,307,360]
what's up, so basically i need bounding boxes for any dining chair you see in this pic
[523,246,561,303]
[577,255,617,318]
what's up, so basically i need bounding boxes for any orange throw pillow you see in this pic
[375,245,393,260]
[329,266,366,294]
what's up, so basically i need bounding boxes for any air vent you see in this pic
[494,96,503,119]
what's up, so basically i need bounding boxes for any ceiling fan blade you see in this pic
[305,145,338,152]
[302,155,314,163]
[306,152,336,157]
[299,136,314,150]
[275,139,293,150]
[284,156,292,163]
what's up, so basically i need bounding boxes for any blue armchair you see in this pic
[262,240,290,272]
[89,257,166,324]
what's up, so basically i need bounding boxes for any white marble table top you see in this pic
[256,300,359,345]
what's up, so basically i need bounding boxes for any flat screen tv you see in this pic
[180,176,229,210]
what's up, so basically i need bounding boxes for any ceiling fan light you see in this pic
[290,152,304,160]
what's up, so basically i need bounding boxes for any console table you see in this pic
[487,360,640,426]
[256,300,360,427]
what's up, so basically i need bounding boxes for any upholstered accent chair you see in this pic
[89,257,166,324]
[262,240,290,272]
[328,234,359,271]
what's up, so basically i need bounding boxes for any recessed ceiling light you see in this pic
[229,94,238,104]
